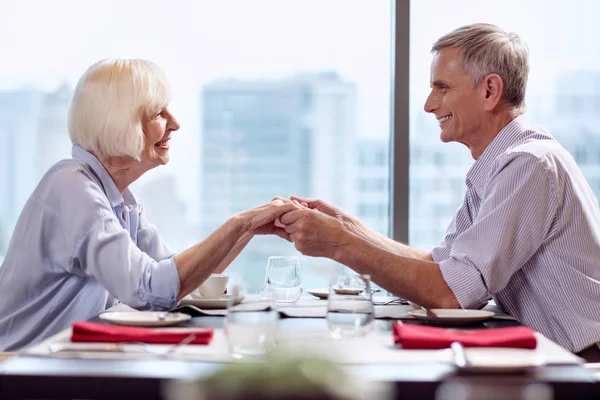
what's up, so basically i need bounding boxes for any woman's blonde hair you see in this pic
[68,59,171,160]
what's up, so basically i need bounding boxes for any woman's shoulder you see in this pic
[34,159,111,209]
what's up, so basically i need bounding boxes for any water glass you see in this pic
[224,288,279,359]
[326,274,374,339]
[261,256,303,304]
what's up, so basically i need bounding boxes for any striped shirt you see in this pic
[432,115,600,352]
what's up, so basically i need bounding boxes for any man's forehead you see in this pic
[430,48,464,79]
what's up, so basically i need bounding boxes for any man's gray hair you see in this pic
[432,23,529,110]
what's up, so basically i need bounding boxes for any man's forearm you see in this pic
[347,217,432,260]
[333,233,459,309]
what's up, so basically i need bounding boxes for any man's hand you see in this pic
[279,208,350,258]
[290,196,365,235]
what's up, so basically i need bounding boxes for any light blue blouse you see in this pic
[0,145,180,351]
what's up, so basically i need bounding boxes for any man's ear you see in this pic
[482,73,504,111]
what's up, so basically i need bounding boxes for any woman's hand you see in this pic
[238,199,301,241]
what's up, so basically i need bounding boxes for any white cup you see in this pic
[191,274,229,299]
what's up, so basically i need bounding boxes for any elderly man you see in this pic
[278,24,600,359]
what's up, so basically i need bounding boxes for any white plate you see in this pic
[409,309,495,323]
[98,311,191,327]
[180,295,244,309]
[457,348,543,373]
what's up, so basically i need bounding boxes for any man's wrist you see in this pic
[332,229,356,264]
[344,215,367,239]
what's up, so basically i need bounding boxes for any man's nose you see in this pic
[424,91,437,114]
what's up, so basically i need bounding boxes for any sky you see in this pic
[2,0,599,222]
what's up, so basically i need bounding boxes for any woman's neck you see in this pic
[100,157,148,195]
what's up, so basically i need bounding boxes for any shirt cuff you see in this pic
[134,256,180,310]
[436,256,489,309]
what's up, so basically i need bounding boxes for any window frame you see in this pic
[390,0,410,243]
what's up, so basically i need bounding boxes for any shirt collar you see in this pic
[71,145,137,209]
[465,114,531,198]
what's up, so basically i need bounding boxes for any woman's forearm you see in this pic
[174,215,246,299]
[213,231,254,274]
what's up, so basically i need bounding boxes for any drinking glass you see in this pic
[326,274,374,339]
[224,286,279,359]
[261,256,302,304]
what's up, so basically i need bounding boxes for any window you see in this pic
[409,0,600,251]
[0,1,392,292]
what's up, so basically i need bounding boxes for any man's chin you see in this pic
[439,131,453,143]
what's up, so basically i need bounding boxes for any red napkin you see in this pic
[71,321,214,345]
[393,323,537,349]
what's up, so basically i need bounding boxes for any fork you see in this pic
[50,333,198,355]
[127,333,197,355]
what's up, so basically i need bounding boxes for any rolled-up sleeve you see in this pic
[436,153,558,309]
[59,180,180,310]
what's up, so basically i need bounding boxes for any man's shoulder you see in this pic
[496,128,566,172]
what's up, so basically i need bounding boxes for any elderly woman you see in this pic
[0,59,297,351]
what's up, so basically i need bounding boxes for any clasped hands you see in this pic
[263,196,352,259]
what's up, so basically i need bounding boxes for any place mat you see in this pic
[24,328,582,366]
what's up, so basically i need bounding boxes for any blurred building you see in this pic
[409,112,471,249]
[36,82,72,177]
[355,137,390,236]
[0,84,72,258]
[0,89,43,247]
[135,174,196,250]
[550,71,600,194]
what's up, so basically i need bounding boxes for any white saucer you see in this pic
[180,295,244,309]
[456,348,543,373]
[333,286,365,295]
[98,311,191,327]
[409,309,495,323]
[306,288,330,299]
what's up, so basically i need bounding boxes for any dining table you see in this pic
[0,296,598,400]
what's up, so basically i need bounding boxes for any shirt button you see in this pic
[137,292,144,299]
